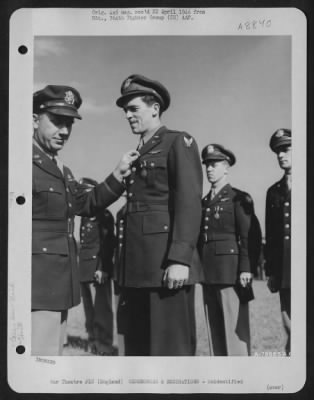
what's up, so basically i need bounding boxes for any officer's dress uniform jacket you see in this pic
[199,184,252,284]
[265,176,291,290]
[115,126,203,287]
[115,126,203,356]
[198,183,253,356]
[79,217,101,282]
[32,144,124,311]
[79,210,115,282]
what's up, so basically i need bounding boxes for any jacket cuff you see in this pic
[104,173,125,197]
[167,241,194,267]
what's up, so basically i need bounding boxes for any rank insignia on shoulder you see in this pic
[34,154,40,159]
[184,136,193,148]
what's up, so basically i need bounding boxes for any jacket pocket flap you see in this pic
[79,248,99,260]
[32,232,68,255]
[143,212,170,234]
[34,180,63,194]
[215,240,239,255]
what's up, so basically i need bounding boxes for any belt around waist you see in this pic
[127,201,169,213]
[32,219,74,233]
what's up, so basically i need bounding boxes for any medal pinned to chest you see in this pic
[140,160,148,178]
[214,205,220,219]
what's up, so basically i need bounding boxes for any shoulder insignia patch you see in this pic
[183,136,193,148]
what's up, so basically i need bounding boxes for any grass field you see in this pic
[64,280,287,356]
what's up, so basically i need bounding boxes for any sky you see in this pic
[34,35,291,232]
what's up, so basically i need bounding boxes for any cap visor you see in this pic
[48,107,82,120]
[116,90,152,108]
[272,139,291,151]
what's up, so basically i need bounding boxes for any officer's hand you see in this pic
[113,150,140,181]
[163,264,189,290]
[94,270,105,285]
[267,275,279,293]
[239,272,253,288]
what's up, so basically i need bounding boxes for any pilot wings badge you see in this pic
[183,136,193,148]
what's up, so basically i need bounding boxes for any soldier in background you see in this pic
[265,129,291,355]
[198,144,258,356]
[79,178,116,356]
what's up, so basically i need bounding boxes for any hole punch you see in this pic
[18,45,28,55]
[16,196,25,205]
[16,345,25,354]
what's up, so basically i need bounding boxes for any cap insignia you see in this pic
[64,91,75,105]
[207,145,215,153]
[123,78,132,90]
[184,136,193,148]
[276,130,284,138]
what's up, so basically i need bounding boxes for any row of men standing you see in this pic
[31,76,291,357]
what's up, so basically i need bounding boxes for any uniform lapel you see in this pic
[138,126,166,157]
[279,176,291,199]
[208,183,231,206]
[33,144,64,180]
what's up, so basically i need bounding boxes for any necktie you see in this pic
[210,188,216,200]
[137,136,145,151]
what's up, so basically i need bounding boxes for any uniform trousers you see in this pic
[80,280,114,353]
[31,310,68,356]
[203,285,250,356]
[279,288,291,355]
[117,286,196,356]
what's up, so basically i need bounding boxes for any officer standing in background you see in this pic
[32,85,139,355]
[115,74,203,356]
[198,144,255,356]
[265,129,291,355]
[79,177,116,356]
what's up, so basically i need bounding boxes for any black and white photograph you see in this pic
[7,7,306,394]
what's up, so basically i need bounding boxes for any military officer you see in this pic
[79,177,116,356]
[115,74,203,356]
[32,85,139,355]
[265,129,291,355]
[198,144,256,356]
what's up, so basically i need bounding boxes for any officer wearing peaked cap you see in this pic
[31,85,139,355]
[115,74,203,356]
[198,143,261,356]
[265,128,291,355]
